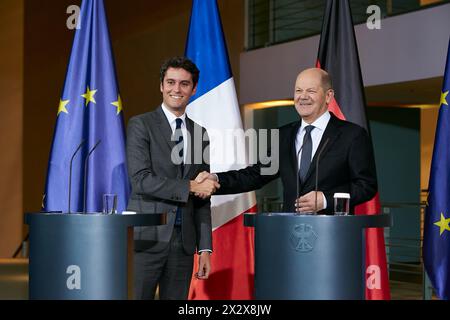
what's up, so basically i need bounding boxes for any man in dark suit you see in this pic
[126,57,219,300]
[196,68,377,214]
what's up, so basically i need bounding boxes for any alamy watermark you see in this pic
[67,5,81,30]
[68,4,382,31]
[171,127,280,176]
[366,5,381,30]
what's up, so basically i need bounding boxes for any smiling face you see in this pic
[160,67,197,116]
[294,68,334,124]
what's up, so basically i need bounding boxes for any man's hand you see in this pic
[195,171,218,183]
[295,191,324,213]
[196,251,211,280]
[189,179,220,199]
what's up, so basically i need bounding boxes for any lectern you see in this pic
[244,213,391,300]
[25,213,166,300]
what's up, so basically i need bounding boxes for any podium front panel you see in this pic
[26,213,165,300]
[252,214,390,300]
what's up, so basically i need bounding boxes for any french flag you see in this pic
[185,0,257,299]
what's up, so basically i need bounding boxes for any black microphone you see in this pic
[68,140,86,213]
[314,138,330,214]
[83,139,101,214]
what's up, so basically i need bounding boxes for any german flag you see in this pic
[316,0,390,300]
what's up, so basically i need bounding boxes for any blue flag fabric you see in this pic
[185,0,232,103]
[44,0,129,213]
[423,39,450,300]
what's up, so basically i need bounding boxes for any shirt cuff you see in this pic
[198,249,212,254]
[322,193,327,210]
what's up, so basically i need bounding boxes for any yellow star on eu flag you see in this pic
[81,86,98,106]
[434,212,450,236]
[441,91,448,107]
[111,95,123,115]
[58,99,69,115]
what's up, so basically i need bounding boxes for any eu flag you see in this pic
[423,39,450,300]
[43,0,129,213]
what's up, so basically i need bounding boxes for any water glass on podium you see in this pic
[333,193,350,215]
[103,194,117,215]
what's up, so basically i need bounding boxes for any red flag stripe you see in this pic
[189,205,257,300]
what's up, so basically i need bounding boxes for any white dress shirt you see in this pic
[295,111,331,209]
[161,103,188,163]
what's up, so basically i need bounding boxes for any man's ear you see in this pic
[326,89,334,104]
[160,82,163,93]
[191,84,198,96]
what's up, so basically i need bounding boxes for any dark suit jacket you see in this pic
[126,106,212,254]
[216,113,377,214]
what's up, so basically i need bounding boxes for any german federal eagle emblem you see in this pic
[290,223,317,252]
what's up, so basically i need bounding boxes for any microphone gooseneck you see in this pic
[83,139,102,214]
[68,139,86,213]
[314,138,330,213]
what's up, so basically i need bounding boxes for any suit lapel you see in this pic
[155,106,185,177]
[155,106,176,151]
[303,114,342,183]
[289,121,302,177]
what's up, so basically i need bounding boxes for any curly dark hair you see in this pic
[160,56,200,87]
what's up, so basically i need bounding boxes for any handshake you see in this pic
[189,171,220,199]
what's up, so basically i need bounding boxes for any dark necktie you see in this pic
[298,125,314,184]
[174,118,184,226]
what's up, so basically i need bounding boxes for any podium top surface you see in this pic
[25,212,167,227]
[244,212,391,228]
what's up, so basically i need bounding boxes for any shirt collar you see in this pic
[161,103,186,125]
[301,111,330,132]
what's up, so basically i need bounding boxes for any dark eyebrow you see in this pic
[295,87,318,91]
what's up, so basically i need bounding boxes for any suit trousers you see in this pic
[133,227,194,300]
